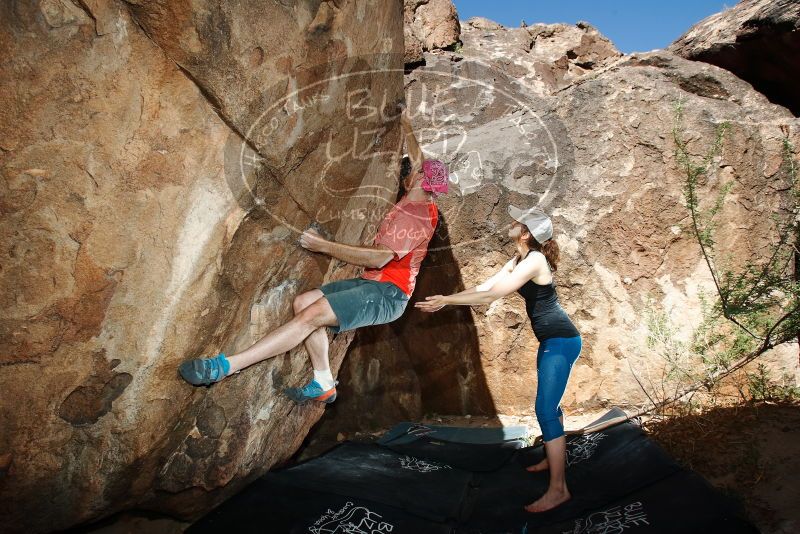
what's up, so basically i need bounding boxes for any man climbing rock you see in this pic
[178,107,448,404]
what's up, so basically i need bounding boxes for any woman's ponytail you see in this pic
[540,239,560,272]
[526,234,560,271]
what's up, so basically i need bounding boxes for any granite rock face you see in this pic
[320,19,799,439]
[3,3,799,531]
[404,0,461,64]
[459,17,621,96]
[670,0,800,115]
[0,0,403,532]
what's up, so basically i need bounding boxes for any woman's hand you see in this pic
[415,295,447,313]
[300,228,330,254]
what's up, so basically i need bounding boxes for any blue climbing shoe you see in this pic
[284,379,338,404]
[179,353,230,386]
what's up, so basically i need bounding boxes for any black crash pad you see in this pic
[188,410,757,533]
[378,421,528,473]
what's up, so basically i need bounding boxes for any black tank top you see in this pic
[516,251,580,342]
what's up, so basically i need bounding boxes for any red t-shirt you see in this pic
[361,197,438,296]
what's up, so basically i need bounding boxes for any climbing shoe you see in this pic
[284,379,338,404]
[179,353,230,386]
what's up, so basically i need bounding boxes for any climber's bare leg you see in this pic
[525,435,571,513]
[526,414,564,472]
[226,296,338,374]
[292,290,331,372]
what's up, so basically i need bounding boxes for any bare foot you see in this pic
[526,458,549,472]
[524,487,571,513]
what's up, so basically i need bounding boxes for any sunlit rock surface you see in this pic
[2,3,799,532]
[670,0,800,115]
[459,17,621,96]
[404,0,460,64]
[322,18,799,439]
[0,0,403,531]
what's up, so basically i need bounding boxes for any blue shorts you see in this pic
[319,278,409,333]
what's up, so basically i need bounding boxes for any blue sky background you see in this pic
[452,1,731,53]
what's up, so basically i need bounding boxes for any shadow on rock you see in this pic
[304,212,499,455]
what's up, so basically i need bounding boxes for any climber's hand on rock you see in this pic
[300,228,330,254]
[399,103,412,126]
[415,295,446,312]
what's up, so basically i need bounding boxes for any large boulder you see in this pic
[318,22,799,439]
[459,17,621,96]
[0,0,403,531]
[670,0,800,115]
[404,0,460,64]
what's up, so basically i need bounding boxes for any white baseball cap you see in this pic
[508,205,553,244]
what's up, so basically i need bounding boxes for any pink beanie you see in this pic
[421,159,449,195]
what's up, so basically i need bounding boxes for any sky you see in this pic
[452,0,731,54]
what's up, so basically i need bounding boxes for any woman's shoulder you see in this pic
[520,249,547,265]
[511,251,542,272]
[518,250,552,280]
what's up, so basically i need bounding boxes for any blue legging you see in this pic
[535,336,582,442]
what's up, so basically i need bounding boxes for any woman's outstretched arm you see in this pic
[416,254,542,311]
[448,259,515,297]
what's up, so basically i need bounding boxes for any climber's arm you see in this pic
[401,111,424,172]
[300,229,394,269]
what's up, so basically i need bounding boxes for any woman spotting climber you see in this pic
[178,106,449,405]
[415,206,582,513]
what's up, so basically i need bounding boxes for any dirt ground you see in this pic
[644,401,800,534]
